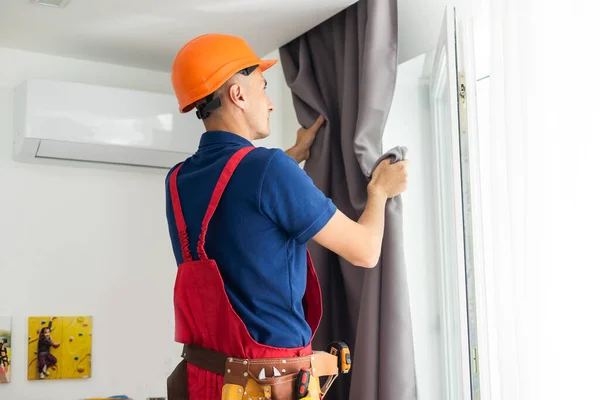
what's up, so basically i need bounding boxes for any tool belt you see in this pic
[167,344,343,400]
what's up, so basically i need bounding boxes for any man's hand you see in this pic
[285,115,325,163]
[368,158,410,199]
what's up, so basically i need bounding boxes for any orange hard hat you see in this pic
[171,33,278,114]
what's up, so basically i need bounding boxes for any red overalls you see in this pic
[166,147,329,399]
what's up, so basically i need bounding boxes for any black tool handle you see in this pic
[295,367,311,398]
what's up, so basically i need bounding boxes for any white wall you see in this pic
[280,70,300,151]
[0,47,293,400]
[382,53,443,400]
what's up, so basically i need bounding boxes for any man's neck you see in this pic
[204,117,254,142]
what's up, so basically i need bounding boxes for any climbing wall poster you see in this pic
[27,316,92,380]
[0,317,11,384]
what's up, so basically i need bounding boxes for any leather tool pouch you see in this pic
[167,344,338,400]
[167,359,189,400]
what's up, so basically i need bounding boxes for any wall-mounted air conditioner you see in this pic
[13,79,201,169]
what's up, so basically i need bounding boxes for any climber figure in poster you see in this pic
[28,316,92,380]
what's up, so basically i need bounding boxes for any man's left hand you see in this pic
[286,115,325,163]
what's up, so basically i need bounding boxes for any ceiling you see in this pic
[0,0,477,72]
[0,0,357,71]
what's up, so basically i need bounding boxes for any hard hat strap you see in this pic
[239,65,258,76]
[195,93,222,120]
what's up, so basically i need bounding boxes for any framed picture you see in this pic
[0,317,11,384]
[28,316,92,380]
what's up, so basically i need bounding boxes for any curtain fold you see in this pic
[279,0,417,398]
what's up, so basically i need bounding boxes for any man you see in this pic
[165,34,408,400]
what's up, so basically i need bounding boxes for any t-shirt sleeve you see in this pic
[259,150,337,244]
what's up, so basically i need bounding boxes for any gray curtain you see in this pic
[279,0,417,399]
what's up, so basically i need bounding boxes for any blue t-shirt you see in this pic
[165,131,337,348]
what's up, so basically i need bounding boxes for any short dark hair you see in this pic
[194,65,259,120]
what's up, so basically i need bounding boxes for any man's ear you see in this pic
[229,83,246,111]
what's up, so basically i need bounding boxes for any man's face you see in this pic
[244,69,275,140]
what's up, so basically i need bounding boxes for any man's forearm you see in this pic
[311,183,389,269]
[356,186,388,266]
[285,145,305,163]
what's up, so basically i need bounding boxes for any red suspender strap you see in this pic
[197,146,255,260]
[169,163,193,262]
